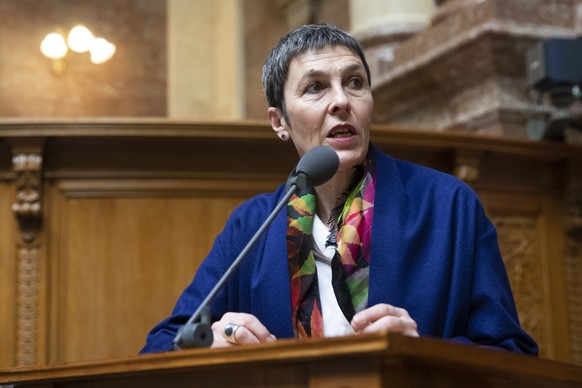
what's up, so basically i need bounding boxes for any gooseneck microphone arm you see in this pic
[173,146,339,350]
[173,184,299,349]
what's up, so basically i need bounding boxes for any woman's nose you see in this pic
[328,86,350,114]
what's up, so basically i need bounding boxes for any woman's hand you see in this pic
[211,312,277,347]
[350,303,419,337]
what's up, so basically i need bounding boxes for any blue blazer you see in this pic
[141,146,538,355]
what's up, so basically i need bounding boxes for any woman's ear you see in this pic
[268,107,283,130]
[268,107,290,141]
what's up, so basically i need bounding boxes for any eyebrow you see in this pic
[298,63,366,83]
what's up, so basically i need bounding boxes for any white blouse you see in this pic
[311,215,355,337]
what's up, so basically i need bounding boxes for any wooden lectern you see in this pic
[1,334,581,387]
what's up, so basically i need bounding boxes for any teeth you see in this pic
[331,131,351,138]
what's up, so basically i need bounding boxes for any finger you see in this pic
[211,324,233,348]
[229,313,277,343]
[212,313,277,347]
[230,325,261,345]
[358,315,419,337]
[351,304,417,334]
[351,304,403,331]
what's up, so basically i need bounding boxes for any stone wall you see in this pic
[367,0,582,142]
[0,0,167,117]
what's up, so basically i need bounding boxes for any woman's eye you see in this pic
[347,77,363,89]
[306,83,323,94]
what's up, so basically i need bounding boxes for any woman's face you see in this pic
[268,46,373,173]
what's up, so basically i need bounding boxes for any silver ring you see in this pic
[223,323,241,344]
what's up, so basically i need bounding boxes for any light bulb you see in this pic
[90,37,116,64]
[40,32,68,59]
[67,24,94,53]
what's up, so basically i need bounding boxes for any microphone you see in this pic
[286,145,340,190]
[173,145,339,349]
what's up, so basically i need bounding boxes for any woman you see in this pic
[141,24,538,354]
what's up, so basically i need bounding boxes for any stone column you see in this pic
[167,0,243,120]
[349,0,437,83]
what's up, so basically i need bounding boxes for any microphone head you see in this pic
[292,145,339,188]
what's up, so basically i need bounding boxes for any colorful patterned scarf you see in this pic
[287,151,376,338]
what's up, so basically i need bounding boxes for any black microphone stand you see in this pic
[172,145,338,350]
[173,174,308,349]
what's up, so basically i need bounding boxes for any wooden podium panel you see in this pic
[1,334,581,388]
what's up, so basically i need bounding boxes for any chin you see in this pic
[337,148,366,167]
[336,156,364,174]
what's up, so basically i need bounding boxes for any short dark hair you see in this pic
[262,24,371,119]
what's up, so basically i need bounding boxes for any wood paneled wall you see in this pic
[0,119,580,368]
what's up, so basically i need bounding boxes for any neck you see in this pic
[314,168,356,224]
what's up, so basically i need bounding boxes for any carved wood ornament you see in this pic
[565,165,582,364]
[454,150,483,187]
[494,216,547,355]
[12,153,43,366]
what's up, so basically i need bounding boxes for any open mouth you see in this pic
[328,126,355,138]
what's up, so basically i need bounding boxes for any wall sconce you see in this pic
[40,24,116,74]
